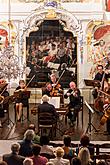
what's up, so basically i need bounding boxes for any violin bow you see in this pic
[0,84,8,96]
[25,75,35,88]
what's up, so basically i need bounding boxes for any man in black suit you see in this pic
[38,95,59,125]
[3,143,25,165]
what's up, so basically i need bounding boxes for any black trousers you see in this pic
[67,104,81,122]
[107,118,110,134]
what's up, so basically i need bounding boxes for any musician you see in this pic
[15,80,27,122]
[93,65,110,134]
[42,82,53,97]
[0,79,9,127]
[94,65,105,82]
[38,95,59,125]
[92,64,109,99]
[64,81,81,125]
[50,73,63,97]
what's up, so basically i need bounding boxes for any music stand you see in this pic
[85,100,98,134]
[84,79,100,87]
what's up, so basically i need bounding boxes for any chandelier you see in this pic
[0,46,25,81]
[0,0,26,81]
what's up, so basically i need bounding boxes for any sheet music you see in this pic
[49,97,60,108]
[48,62,60,70]
[41,97,60,108]
[85,100,94,113]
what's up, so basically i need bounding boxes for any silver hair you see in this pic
[42,95,49,103]
[23,158,33,165]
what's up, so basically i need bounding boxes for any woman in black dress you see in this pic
[15,80,26,121]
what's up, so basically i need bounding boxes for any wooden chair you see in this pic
[93,154,110,165]
[14,91,30,123]
[38,112,57,139]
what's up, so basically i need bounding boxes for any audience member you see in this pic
[23,158,33,165]
[19,129,35,157]
[3,143,25,165]
[71,157,81,165]
[28,124,40,144]
[49,147,70,165]
[0,161,8,165]
[78,147,93,165]
[97,160,107,165]
[30,144,48,165]
[46,163,54,165]
[80,134,90,147]
[77,134,94,157]
[40,135,54,156]
[62,135,75,160]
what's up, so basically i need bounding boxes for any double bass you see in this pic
[94,69,109,112]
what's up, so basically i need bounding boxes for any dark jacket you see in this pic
[38,102,58,124]
[19,139,33,157]
[64,88,81,109]
[3,152,25,165]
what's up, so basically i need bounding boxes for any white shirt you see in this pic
[49,157,70,165]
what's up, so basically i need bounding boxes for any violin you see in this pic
[50,83,63,96]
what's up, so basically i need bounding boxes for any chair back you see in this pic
[38,112,56,125]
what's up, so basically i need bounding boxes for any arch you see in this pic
[20,2,83,63]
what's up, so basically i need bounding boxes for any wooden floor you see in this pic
[0,103,110,141]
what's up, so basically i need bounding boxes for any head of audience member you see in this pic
[32,144,41,157]
[80,134,90,147]
[55,147,64,158]
[78,147,90,165]
[97,65,103,74]
[24,129,35,141]
[42,95,49,103]
[71,157,81,165]
[46,163,54,165]
[50,73,57,84]
[23,158,33,165]
[40,135,50,146]
[19,80,25,89]
[11,143,20,154]
[28,124,36,131]
[69,81,76,90]
[97,160,107,165]
[46,82,52,92]
[63,135,71,147]
[0,161,8,165]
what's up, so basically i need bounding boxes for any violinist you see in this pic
[42,82,53,97]
[50,73,63,96]
[15,80,27,122]
[0,79,9,127]
[64,81,81,126]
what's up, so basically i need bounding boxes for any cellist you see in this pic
[92,65,109,99]
[93,64,110,134]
